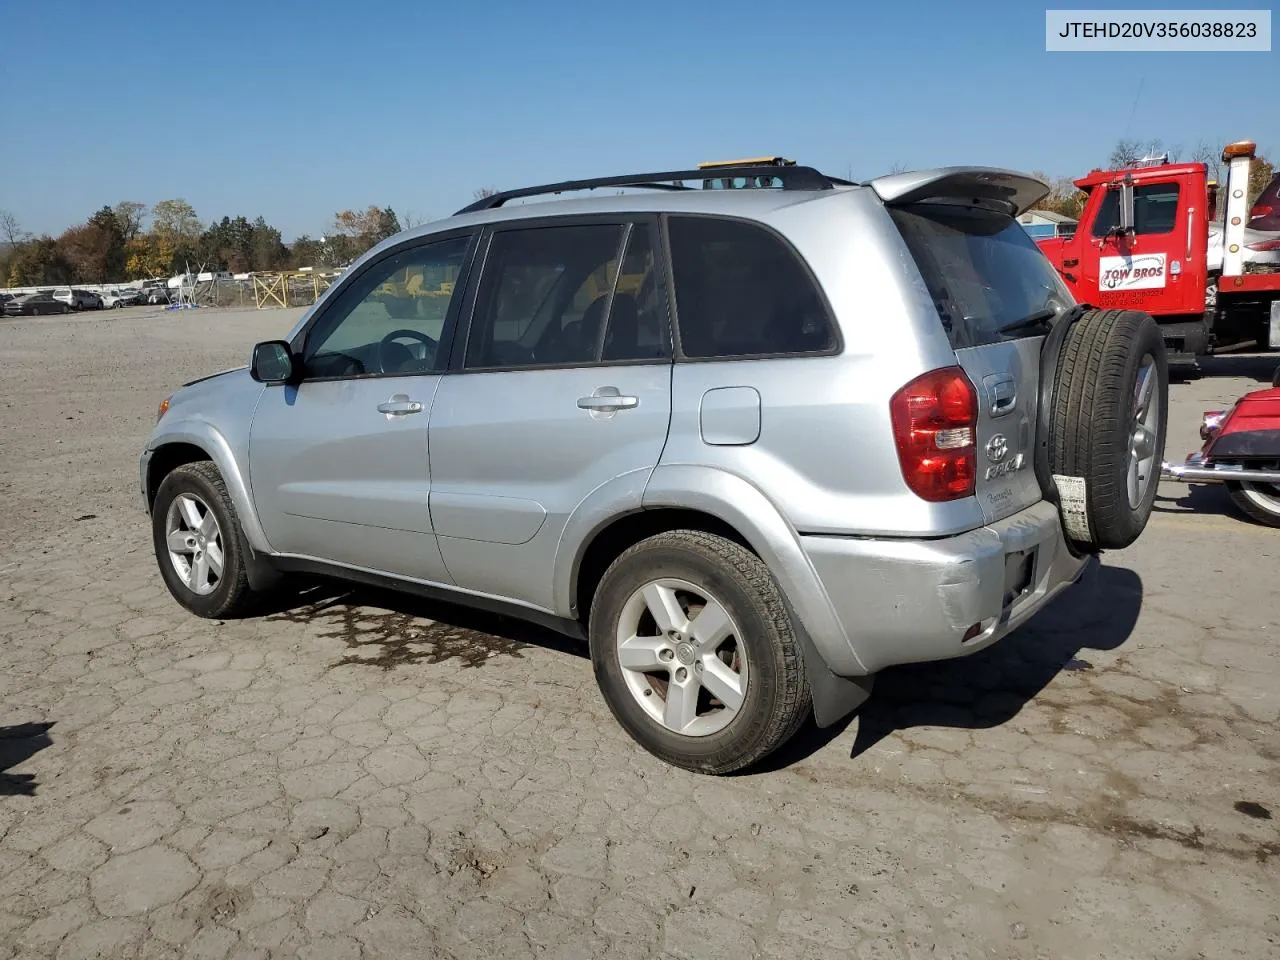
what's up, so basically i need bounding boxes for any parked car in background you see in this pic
[52,288,103,311]
[4,292,70,316]
[1248,170,1280,232]
[145,287,172,305]
[102,288,144,309]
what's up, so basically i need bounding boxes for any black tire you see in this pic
[1226,481,1280,528]
[152,461,254,618]
[60,304,69,314]
[1048,308,1169,550]
[588,530,811,775]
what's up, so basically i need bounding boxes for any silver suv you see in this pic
[141,162,1169,774]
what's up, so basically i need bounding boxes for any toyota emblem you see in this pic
[986,434,1008,463]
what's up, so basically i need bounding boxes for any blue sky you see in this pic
[1,0,1275,240]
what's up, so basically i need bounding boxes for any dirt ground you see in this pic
[1,307,1277,960]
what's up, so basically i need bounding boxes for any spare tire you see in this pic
[1044,308,1168,551]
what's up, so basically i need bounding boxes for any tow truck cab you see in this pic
[1038,140,1280,363]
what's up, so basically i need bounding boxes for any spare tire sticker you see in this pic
[1053,474,1092,542]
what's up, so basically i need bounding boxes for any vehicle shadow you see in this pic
[1193,351,1279,384]
[757,562,1143,770]
[0,722,54,796]
[1153,482,1238,519]
[260,577,588,670]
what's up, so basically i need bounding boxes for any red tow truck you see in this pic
[1036,139,1280,367]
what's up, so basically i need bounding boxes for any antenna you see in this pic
[1121,77,1145,144]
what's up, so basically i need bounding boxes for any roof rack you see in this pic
[454,164,840,215]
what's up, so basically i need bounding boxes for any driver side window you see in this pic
[301,235,471,380]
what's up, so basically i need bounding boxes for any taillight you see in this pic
[1245,237,1280,252]
[1250,204,1274,218]
[889,366,978,502]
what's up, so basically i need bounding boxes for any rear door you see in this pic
[426,218,673,612]
[889,203,1071,523]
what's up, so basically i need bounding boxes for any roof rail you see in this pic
[454,165,839,215]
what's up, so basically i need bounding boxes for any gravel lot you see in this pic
[1,307,1277,960]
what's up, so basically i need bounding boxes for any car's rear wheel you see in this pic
[1226,477,1280,528]
[152,461,254,618]
[60,304,69,314]
[1046,308,1169,551]
[588,530,811,775]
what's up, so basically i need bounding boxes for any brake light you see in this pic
[1250,205,1274,218]
[889,366,978,502]
[1245,237,1280,252]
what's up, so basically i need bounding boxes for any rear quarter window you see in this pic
[667,216,837,359]
[890,204,1074,349]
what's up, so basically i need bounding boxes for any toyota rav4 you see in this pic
[140,162,1168,774]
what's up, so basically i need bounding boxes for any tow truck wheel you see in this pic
[1047,308,1170,551]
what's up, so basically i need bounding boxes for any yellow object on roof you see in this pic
[697,156,796,169]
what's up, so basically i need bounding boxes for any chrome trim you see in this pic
[1161,460,1280,483]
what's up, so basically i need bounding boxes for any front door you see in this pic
[1077,177,1204,316]
[248,232,475,581]
[428,219,673,612]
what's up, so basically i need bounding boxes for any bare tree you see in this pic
[888,161,908,175]
[113,201,148,242]
[1109,139,1144,168]
[401,209,429,229]
[1192,137,1225,183]
[0,209,26,247]
[473,186,499,201]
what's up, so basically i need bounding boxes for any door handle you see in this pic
[1063,258,1079,268]
[577,394,638,411]
[982,374,1017,417]
[376,398,423,416]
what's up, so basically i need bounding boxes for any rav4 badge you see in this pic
[984,434,1026,481]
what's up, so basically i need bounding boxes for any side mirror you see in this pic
[250,340,295,383]
[1117,179,1135,234]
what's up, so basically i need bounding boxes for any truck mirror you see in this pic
[1118,180,1135,234]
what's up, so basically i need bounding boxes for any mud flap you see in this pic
[236,524,282,592]
[785,598,875,728]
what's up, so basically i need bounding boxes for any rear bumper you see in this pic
[800,500,1091,675]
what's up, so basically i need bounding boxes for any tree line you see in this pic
[0,202,408,288]
[1028,138,1274,221]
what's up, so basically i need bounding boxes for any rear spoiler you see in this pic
[869,166,1050,217]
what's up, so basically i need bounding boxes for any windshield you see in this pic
[891,203,1075,348]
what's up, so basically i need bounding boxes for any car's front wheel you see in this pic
[589,530,811,775]
[151,461,254,618]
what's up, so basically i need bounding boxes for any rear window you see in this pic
[891,204,1074,349]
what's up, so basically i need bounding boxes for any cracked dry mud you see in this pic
[1,308,1277,960]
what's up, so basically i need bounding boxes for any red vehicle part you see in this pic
[1035,140,1280,361]
[1161,382,1280,527]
